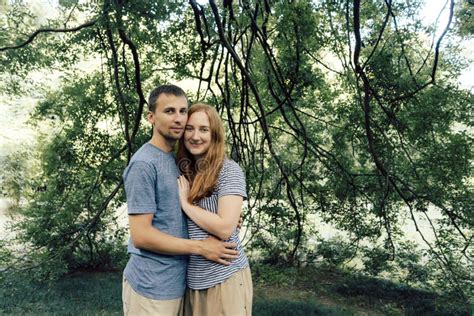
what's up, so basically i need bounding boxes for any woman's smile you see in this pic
[184,111,212,157]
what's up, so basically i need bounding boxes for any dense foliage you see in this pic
[0,0,472,298]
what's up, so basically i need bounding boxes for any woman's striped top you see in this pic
[186,158,249,290]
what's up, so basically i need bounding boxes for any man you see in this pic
[122,85,238,315]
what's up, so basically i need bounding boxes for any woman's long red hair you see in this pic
[177,103,226,202]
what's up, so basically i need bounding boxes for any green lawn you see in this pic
[1,271,123,315]
[0,265,470,315]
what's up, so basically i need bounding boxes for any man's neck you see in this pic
[149,135,175,153]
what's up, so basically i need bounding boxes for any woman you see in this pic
[177,103,252,316]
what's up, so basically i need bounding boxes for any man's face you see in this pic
[147,93,188,142]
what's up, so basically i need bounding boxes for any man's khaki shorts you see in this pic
[122,278,184,316]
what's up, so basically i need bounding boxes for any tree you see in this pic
[0,0,471,297]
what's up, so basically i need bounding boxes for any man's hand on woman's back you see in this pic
[199,236,238,266]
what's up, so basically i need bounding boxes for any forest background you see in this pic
[0,0,472,314]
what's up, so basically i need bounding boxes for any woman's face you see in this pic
[184,111,212,158]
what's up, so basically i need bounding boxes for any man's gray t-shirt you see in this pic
[123,143,188,300]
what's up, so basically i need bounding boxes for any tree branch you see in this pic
[0,20,97,52]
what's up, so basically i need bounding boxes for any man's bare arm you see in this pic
[129,213,238,265]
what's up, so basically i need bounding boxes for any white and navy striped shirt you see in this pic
[187,158,249,290]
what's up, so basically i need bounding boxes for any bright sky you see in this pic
[421,0,474,91]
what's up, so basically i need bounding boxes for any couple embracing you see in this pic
[122,85,252,315]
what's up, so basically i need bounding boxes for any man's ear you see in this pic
[147,111,154,124]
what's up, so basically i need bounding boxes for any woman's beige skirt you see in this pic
[184,266,253,316]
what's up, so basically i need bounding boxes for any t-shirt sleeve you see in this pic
[123,161,157,214]
[216,160,248,200]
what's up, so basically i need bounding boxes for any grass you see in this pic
[0,270,123,315]
[0,264,471,315]
[252,299,348,316]
[252,263,471,315]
